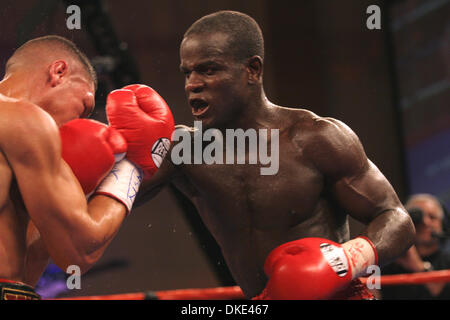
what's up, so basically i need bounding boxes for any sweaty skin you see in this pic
[0,42,127,287]
[138,31,415,298]
[142,109,414,298]
[0,95,127,286]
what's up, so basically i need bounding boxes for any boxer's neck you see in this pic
[0,73,34,102]
[225,90,276,131]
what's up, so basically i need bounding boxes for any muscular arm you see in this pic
[306,117,415,266]
[1,102,126,273]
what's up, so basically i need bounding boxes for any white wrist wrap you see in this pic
[342,237,378,279]
[95,159,143,214]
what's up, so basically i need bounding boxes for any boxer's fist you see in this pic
[60,119,127,195]
[261,237,377,300]
[106,84,175,180]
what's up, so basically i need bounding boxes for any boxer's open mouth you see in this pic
[190,99,210,116]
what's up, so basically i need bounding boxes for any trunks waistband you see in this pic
[0,279,41,300]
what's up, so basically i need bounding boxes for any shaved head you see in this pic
[184,10,264,63]
[6,35,97,89]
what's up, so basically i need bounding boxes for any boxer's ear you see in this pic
[48,60,68,87]
[246,55,263,85]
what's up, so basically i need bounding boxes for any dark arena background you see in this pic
[0,0,448,302]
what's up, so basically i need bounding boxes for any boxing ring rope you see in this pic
[55,286,245,300]
[359,269,450,286]
[53,269,450,300]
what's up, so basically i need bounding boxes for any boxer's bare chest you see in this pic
[0,145,31,278]
[0,150,29,228]
[175,133,325,236]
[0,151,26,211]
[0,104,29,221]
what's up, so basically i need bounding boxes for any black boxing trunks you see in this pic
[0,279,41,300]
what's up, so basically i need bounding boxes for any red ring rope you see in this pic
[359,269,450,286]
[53,269,450,300]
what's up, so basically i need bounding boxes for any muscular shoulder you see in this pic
[0,97,60,163]
[292,113,368,180]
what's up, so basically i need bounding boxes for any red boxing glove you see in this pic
[106,84,175,180]
[260,237,377,300]
[60,119,127,195]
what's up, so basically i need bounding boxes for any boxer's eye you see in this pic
[198,64,219,76]
[180,67,191,78]
[205,68,216,76]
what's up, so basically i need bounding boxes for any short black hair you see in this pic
[184,10,264,62]
[12,35,97,89]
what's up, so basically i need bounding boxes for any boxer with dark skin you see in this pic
[138,11,415,299]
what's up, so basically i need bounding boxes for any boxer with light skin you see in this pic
[0,35,174,299]
[135,11,416,299]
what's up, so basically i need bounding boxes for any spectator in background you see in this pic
[380,194,450,299]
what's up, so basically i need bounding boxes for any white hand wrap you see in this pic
[95,158,143,214]
[342,236,378,279]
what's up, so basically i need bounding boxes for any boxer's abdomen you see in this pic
[176,137,350,297]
